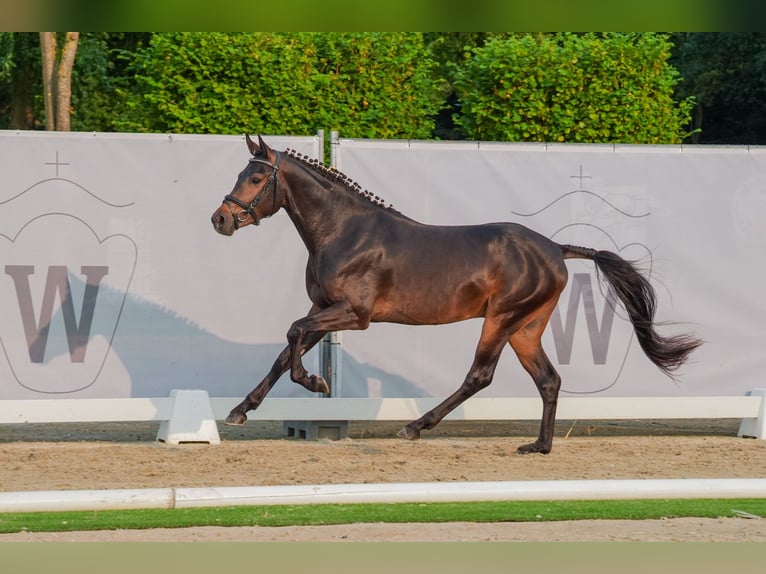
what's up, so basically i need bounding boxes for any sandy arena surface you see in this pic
[1,419,765,541]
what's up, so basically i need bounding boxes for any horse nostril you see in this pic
[213,213,225,229]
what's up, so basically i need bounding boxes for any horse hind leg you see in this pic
[510,324,562,454]
[398,319,508,440]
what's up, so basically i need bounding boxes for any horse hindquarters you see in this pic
[400,273,567,452]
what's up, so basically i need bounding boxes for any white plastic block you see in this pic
[738,388,766,440]
[157,389,221,445]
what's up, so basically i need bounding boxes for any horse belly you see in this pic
[371,277,489,325]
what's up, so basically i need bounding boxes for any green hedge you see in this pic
[118,32,441,139]
[452,33,694,144]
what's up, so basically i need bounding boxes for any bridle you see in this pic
[223,151,281,228]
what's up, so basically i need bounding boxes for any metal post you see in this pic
[321,130,342,397]
[316,129,324,164]
[284,129,345,439]
[330,129,339,168]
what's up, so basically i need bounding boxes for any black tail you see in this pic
[561,245,702,377]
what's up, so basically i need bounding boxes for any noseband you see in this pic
[223,151,281,228]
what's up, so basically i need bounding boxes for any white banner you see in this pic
[334,140,766,398]
[2,133,764,402]
[0,131,320,399]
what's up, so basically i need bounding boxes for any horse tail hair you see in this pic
[560,244,702,377]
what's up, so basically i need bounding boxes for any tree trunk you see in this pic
[39,32,56,131]
[55,32,79,131]
[39,31,79,131]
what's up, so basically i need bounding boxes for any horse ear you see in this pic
[257,135,274,159]
[245,133,259,156]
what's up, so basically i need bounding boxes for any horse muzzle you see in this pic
[211,206,236,236]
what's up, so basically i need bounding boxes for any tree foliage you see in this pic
[117,32,442,139]
[0,33,13,82]
[5,32,766,145]
[424,32,508,140]
[0,33,147,131]
[451,33,694,144]
[671,32,766,144]
[0,32,41,130]
[70,33,151,132]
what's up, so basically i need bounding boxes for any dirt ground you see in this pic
[1,419,765,541]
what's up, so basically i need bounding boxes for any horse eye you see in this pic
[251,176,261,184]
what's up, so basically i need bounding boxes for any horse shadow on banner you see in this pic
[19,273,427,399]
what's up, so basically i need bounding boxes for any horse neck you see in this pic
[281,160,380,253]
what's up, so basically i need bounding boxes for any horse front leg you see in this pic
[225,307,327,425]
[225,344,293,425]
[286,301,369,393]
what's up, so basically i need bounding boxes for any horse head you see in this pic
[211,134,283,236]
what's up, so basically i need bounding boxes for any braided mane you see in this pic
[284,148,399,213]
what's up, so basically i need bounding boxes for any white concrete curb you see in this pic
[2,478,766,513]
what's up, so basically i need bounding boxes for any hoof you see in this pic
[516,441,551,455]
[309,375,330,394]
[397,425,420,440]
[224,411,247,426]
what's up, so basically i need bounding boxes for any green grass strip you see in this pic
[1,498,764,534]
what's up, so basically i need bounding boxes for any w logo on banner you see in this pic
[512,174,652,394]
[0,214,136,394]
[5,265,109,363]
[549,272,618,365]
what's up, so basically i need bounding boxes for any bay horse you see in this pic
[211,135,701,454]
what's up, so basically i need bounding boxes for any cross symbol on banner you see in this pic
[570,165,592,190]
[44,151,70,176]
